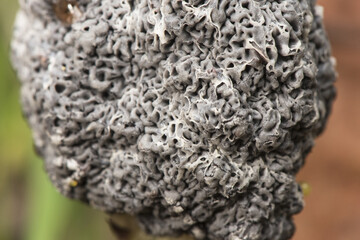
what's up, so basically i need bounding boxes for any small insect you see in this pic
[299,181,311,197]
[53,0,82,25]
[69,179,78,187]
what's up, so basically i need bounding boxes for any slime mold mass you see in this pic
[11,0,336,239]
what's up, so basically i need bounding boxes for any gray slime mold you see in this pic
[11,0,336,239]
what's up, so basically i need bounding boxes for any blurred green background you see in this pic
[0,1,116,240]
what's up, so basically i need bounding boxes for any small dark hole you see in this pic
[261,194,269,201]
[170,124,175,133]
[161,134,167,141]
[55,84,66,93]
[96,71,105,82]
[54,117,60,127]
[242,1,249,9]
[101,92,110,99]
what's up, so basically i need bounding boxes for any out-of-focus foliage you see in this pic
[0,1,116,240]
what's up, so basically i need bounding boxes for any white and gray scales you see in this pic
[11,0,336,239]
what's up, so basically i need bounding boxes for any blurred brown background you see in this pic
[293,0,360,240]
[0,0,359,240]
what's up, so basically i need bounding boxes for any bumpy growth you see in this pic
[11,0,336,239]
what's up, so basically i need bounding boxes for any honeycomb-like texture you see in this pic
[11,0,336,239]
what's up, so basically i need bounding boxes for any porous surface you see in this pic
[11,0,336,239]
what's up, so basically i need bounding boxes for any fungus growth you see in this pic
[11,0,336,239]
